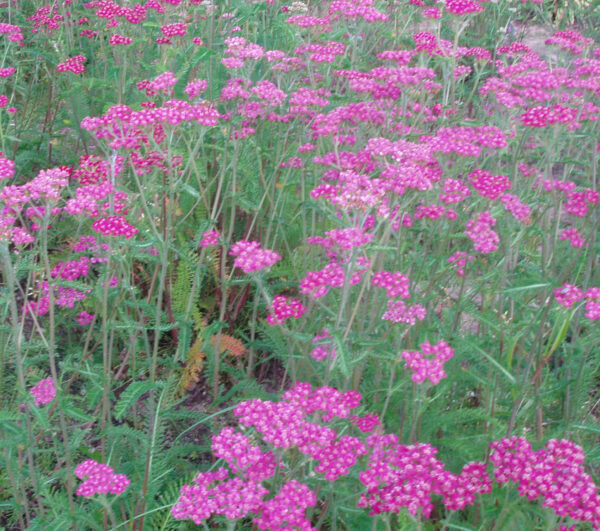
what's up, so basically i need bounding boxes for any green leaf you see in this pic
[114,381,158,420]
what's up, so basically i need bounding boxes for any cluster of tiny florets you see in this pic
[229,240,281,273]
[74,459,130,498]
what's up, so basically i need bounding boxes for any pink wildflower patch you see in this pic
[401,340,454,384]
[267,295,306,325]
[199,229,220,247]
[229,240,281,273]
[554,283,584,308]
[57,55,86,74]
[30,377,56,406]
[92,216,138,238]
[74,459,130,497]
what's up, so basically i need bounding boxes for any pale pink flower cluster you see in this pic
[199,229,220,247]
[560,227,586,248]
[311,329,337,361]
[0,153,16,180]
[500,193,531,222]
[30,377,56,406]
[382,300,426,325]
[554,283,584,308]
[184,79,208,101]
[490,437,600,527]
[229,240,281,273]
[448,251,474,276]
[77,311,95,325]
[371,270,410,298]
[465,211,499,253]
[584,287,600,320]
[74,459,130,498]
[439,178,470,203]
[400,340,454,385]
[267,295,306,325]
[300,260,366,299]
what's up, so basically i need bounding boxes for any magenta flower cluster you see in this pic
[359,433,491,517]
[400,340,454,385]
[267,295,306,325]
[490,437,600,528]
[30,377,56,406]
[229,240,281,273]
[74,459,130,498]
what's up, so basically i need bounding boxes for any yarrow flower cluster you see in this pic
[199,229,220,247]
[30,377,56,406]
[489,437,600,528]
[74,459,130,498]
[311,329,337,361]
[267,295,306,325]
[400,340,454,384]
[465,211,499,253]
[229,240,281,273]
[57,55,86,74]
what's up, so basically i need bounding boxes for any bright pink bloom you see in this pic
[267,296,306,325]
[30,377,56,406]
[229,240,281,273]
[554,283,584,308]
[74,459,130,497]
[199,229,220,247]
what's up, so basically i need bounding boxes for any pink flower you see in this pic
[57,55,86,74]
[229,240,280,273]
[77,311,94,325]
[30,377,56,406]
[311,329,337,361]
[199,229,220,247]
[554,283,584,309]
[92,216,138,238]
[267,295,306,325]
[401,340,454,385]
[74,459,130,497]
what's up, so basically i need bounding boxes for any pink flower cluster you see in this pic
[199,229,220,247]
[229,240,281,273]
[172,425,316,528]
[0,153,15,180]
[109,34,133,45]
[465,211,499,253]
[267,295,306,325]
[91,216,138,238]
[554,283,584,308]
[400,340,454,384]
[30,377,56,406]
[300,260,367,299]
[448,251,474,276]
[490,437,600,527]
[311,329,337,361]
[553,284,600,320]
[382,300,427,326]
[444,0,485,16]
[359,433,491,517]
[468,169,511,200]
[74,459,130,498]
[160,23,187,37]
[371,270,410,298]
[57,55,86,74]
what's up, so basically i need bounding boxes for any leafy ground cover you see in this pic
[1,0,600,529]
